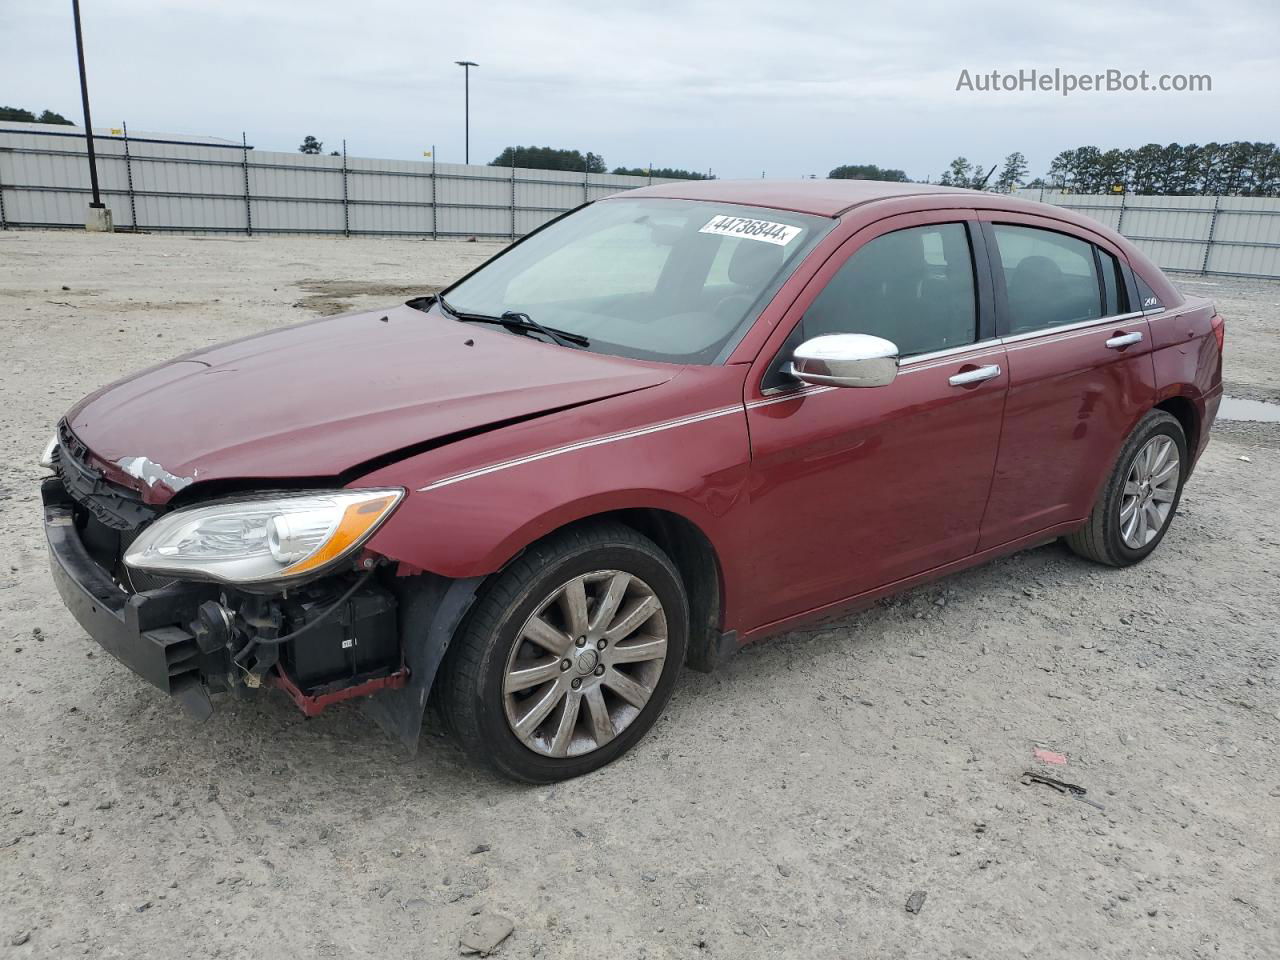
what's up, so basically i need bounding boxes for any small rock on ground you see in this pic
[460,913,514,956]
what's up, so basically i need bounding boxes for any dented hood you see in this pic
[66,304,675,503]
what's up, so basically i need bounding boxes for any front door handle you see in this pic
[949,364,1002,387]
[1105,331,1144,349]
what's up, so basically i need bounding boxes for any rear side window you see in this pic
[991,225,1102,335]
[803,223,977,357]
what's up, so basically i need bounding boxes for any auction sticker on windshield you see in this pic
[699,214,802,246]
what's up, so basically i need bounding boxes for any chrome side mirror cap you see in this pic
[791,334,899,388]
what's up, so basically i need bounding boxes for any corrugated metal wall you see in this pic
[0,126,680,239]
[1013,189,1280,279]
[4,128,1278,278]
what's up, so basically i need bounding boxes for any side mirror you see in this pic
[791,334,899,388]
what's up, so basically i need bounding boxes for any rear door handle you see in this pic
[1105,331,1144,349]
[949,364,1002,387]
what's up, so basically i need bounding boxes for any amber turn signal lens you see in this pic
[280,494,400,577]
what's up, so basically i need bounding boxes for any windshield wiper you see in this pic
[437,296,589,348]
[498,311,589,348]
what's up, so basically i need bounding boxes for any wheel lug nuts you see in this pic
[575,636,586,647]
[560,659,572,671]
[571,678,582,689]
[597,638,607,650]
[594,665,605,677]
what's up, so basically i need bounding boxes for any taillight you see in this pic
[1211,313,1226,353]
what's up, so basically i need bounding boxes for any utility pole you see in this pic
[455,60,478,163]
[72,0,111,231]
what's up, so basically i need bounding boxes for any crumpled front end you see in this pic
[41,422,460,745]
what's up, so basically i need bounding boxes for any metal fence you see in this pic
[4,126,1279,280]
[0,124,679,240]
[1013,188,1280,280]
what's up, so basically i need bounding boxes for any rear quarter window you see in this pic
[1134,272,1165,312]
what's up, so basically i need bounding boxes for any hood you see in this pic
[67,304,675,503]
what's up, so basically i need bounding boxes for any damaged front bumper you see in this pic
[42,476,481,751]
[43,477,221,717]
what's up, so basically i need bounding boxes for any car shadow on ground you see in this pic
[69,537,1119,804]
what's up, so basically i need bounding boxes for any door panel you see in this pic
[746,347,1008,627]
[976,213,1157,549]
[977,318,1155,548]
[741,213,1006,630]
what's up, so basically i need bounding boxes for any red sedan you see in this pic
[41,179,1224,781]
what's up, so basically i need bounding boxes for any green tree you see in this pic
[1128,143,1164,194]
[491,146,606,173]
[827,163,909,182]
[36,109,73,125]
[299,135,323,154]
[1185,142,1222,194]
[994,152,1028,193]
[938,157,973,188]
[611,166,714,180]
[1153,143,1186,195]
[1248,142,1280,196]
[1096,149,1133,194]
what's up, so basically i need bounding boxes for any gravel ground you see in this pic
[2,231,1278,960]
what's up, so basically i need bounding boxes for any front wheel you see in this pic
[436,522,688,783]
[1066,409,1187,566]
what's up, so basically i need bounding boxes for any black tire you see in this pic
[436,522,688,783]
[1066,410,1188,567]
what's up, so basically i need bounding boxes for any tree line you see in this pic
[833,142,1280,196]
[490,146,712,180]
[1043,142,1280,196]
[1,105,73,125]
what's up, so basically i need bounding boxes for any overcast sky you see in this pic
[5,0,1277,180]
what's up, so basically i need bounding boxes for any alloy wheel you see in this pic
[502,570,668,758]
[1119,435,1180,549]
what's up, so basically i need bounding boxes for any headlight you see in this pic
[123,489,403,584]
[39,432,59,469]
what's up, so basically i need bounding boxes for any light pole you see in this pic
[71,0,111,231]
[455,60,478,164]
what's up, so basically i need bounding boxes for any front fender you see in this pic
[356,367,753,610]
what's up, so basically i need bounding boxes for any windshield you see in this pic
[441,198,831,364]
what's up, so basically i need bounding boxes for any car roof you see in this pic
[617,178,983,217]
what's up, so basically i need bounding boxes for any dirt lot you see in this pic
[2,230,1278,960]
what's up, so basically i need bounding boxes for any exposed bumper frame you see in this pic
[42,478,217,716]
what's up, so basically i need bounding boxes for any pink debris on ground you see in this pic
[1034,748,1068,765]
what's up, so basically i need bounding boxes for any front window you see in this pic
[801,222,978,357]
[441,198,830,364]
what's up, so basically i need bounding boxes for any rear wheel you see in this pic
[437,522,687,782]
[1066,410,1187,566]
